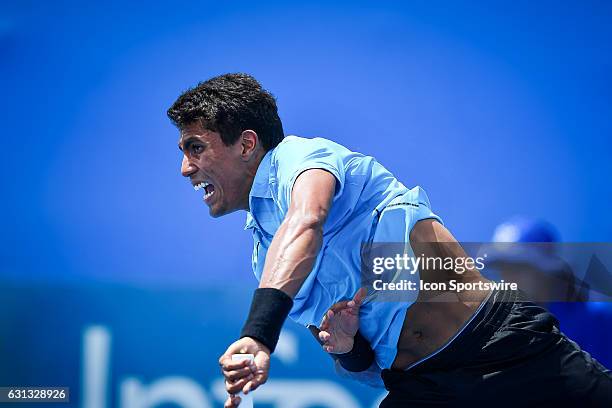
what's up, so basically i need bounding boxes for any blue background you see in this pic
[1,1,611,407]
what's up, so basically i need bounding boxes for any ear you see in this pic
[240,130,259,160]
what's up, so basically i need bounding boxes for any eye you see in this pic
[191,144,204,154]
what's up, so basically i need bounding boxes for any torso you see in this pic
[392,261,491,370]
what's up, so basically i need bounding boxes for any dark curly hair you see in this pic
[167,73,284,151]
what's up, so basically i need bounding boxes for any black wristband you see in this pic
[337,330,375,372]
[240,288,294,353]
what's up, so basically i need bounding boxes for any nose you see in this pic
[181,154,197,178]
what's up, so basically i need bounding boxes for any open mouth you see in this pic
[194,181,216,201]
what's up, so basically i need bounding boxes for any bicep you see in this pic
[410,219,481,277]
[409,219,467,259]
[286,169,336,224]
[410,219,456,244]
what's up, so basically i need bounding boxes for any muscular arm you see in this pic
[409,219,466,267]
[259,169,336,297]
[409,219,485,285]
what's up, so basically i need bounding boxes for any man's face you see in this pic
[178,122,251,217]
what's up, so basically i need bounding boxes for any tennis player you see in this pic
[168,73,612,407]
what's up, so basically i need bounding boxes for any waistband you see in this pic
[382,289,520,385]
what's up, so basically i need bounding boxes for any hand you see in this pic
[218,337,270,407]
[318,287,367,354]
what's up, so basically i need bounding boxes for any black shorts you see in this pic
[380,289,612,407]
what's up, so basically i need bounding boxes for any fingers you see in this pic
[224,394,241,408]
[220,353,257,396]
[318,330,337,353]
[328,288,367,311]
[328,300,349,313]
[322,343,335,353]
[243,370,268,394]
[224,365,256,382]
[355,287,368,303]
[219,357,253,372]
[228,349,269,395]
[225,375,253,394]
[219,354,231,366]
[320,309,335,330]
[349,287,368,308]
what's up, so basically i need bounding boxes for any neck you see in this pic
[242,149,266,211]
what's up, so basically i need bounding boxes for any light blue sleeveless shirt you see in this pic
[245,136,442,369]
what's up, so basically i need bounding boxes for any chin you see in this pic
[208,203,240,218]
[208,204,228,218]
[208,207,222,218]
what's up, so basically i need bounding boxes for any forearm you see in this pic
[259,212,324,297]
[241,169,334,353]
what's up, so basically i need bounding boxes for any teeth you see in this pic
[193,181,215,200]
[193,181,211,191]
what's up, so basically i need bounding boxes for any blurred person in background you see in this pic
[488,216,612,367]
